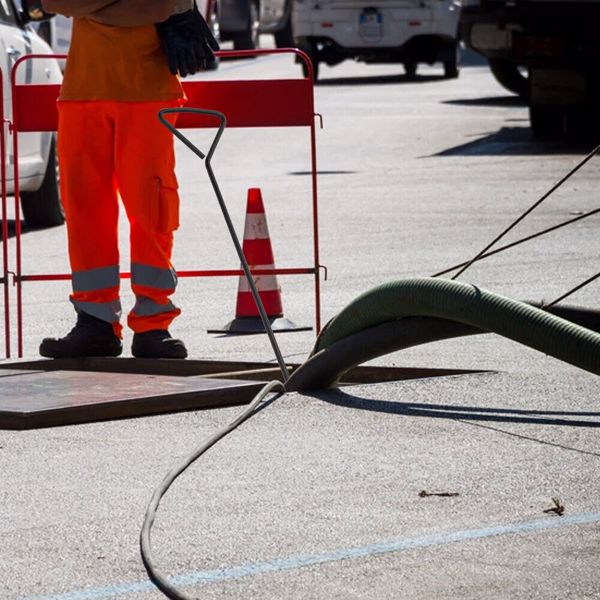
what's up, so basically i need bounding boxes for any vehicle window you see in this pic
[0,0,17,26]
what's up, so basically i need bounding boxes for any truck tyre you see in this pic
[404,61,417,78]
[232,0,260,50]
[443,43,460,79]
[489,58,528,98]
[20,136,64,228]
[298,38,319,81]
[274,15,294,48]
[530,105,563,138]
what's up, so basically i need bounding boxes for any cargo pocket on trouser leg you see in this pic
[146,174,180,234]
[157,175,180,233]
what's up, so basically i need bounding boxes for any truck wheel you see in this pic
[489,58,528,98]
[404,62,417,78]
[530,106,564,138]
[232,0,260,50]
[20,136,64,229]
[298,39,319,81]
[443,43,460,79]
[274,15,294,48]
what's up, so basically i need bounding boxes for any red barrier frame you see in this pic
[5,48,323,357]
[0,68,9,358]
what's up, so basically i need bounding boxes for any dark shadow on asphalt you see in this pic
[433,126,596,157]
[0,220,57,241]
[289,170,358,176]
[315,47,487,86]
[444,95,526,108]
[0,219,17,241]
[314,388,600,428]
[317,73,446,87]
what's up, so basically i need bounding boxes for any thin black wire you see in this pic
[449,142,600,281]
[544,271,600,308]
[432,207,600,278]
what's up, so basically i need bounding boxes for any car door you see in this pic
[1,1,60,188]
[0,0,27,185]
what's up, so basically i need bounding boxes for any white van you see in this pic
[292,0,462,80]
[2,0,64,227]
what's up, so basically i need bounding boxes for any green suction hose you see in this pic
[287,277,600,391]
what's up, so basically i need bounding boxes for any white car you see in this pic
[2,0,64,228]
[292,0,462,81]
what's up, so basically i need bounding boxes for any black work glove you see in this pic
[156,2,220,77]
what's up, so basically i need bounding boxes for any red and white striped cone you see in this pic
[209,188,311,334]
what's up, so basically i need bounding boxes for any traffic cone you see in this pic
[209,188,311,334]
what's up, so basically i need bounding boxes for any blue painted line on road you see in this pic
[22,510,600,600]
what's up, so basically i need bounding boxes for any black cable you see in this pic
[432,208,600,278]
[544,271,600,308]
[449,142,600,280]
[140,380,285,600]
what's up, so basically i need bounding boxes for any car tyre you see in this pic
[36,21,52,46]
[205,0,220,70]
[20,136,64,228]
[232,0,260,50]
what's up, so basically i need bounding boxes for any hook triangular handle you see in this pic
[158,108,226,163]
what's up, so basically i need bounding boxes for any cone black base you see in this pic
[208,316,312,335]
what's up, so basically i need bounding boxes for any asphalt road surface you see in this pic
[2,39,600,600]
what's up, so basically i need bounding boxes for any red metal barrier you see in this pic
[5,48,322,357]
[0,68,9,358]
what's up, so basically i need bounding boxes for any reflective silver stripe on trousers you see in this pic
[71,298,122,323]
[131,296,178,317]
[72,265,120,292]
[131,263,178,290]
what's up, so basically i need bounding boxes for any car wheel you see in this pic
[232,0,260,50]
[20,136,64,228]
[205,0,220,70]
[489,58,528,98]
[274,15,294,48]
[36,21,52,46]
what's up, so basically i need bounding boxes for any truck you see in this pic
[292,0,462,81]
[460,0,600,137]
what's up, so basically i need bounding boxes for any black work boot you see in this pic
[131,330,188,359]
[39,312,122,358]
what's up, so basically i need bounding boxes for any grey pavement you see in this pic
[1,40,600,599]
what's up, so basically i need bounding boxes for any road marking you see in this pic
[23,510,600,600]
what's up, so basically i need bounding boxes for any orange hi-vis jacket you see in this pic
[60,18,184,102]
[58,18,186,336]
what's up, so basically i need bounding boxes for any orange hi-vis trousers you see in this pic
[57,100,183,337]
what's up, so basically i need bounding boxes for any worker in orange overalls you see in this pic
[39,0,218,358]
